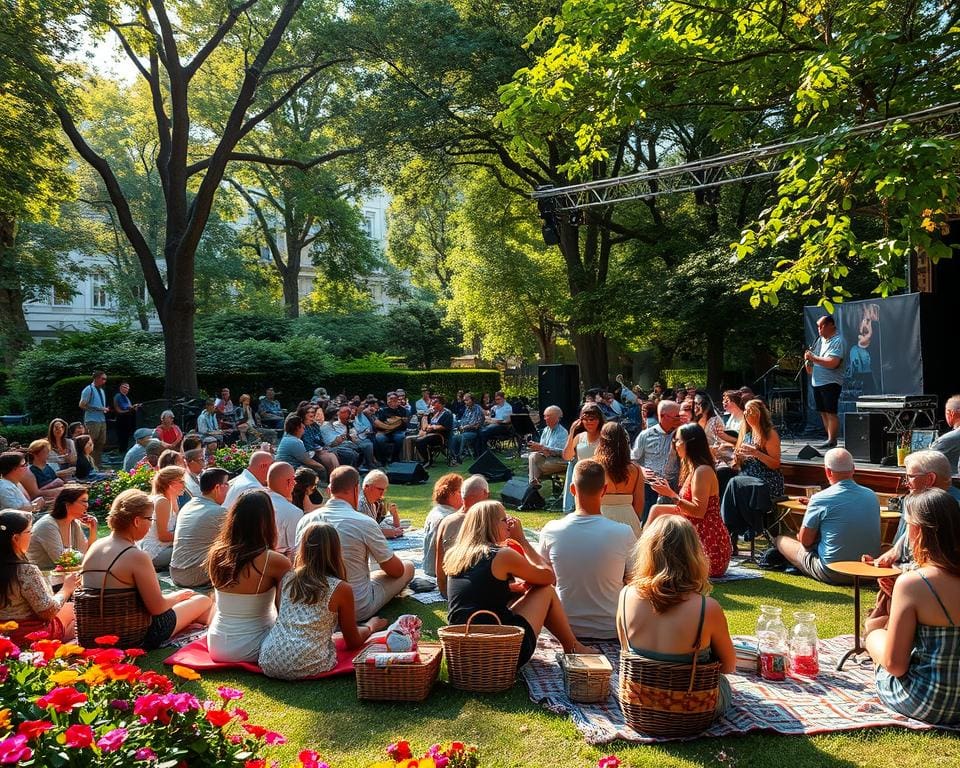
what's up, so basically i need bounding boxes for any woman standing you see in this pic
[649,424,732,578]
[561,403,605,512]
[46,419,77,468]
[593,422,644,537]
[206,491,292,663]
[142,466,186,570]
[27,485,99,571]
[0,509,77,645]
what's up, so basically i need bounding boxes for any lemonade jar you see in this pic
[756,605,787,681]
[788,611,819,680]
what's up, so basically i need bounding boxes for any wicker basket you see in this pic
[618,651,721,738]
[353,642,443,702]
[561,653,613,703]
[74,586,151,649]
[439,610,524,693]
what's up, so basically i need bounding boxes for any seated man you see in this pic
[123,428,157,471]
[295,466,414,621]
[929,395,960,470]
[358,469,403,538]
[275,414,328,476]
[526,405,568,487]
[414,395,454,466]
[774,447,880,585]
[476,390,513,455]
[538,460,636,639]
[435,474,489,596]
[319,405,364,468]
[224,450,273,509]
[352,398,381,468]
[197,398,230,446]
[170,467,229,587]
[451,391,484,462]
[372,391,408,464]
[258,387,285,430]
[266,461,305,559]
[414,387,433,416]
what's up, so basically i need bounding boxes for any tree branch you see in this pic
[185,0,260,80]
[185,147,360,176]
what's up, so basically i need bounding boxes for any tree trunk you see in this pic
[282,231,302,318]
[0,213,32,369]
[706,327,724,398]
[158,283,198,398]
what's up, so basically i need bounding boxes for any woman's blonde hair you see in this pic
[442,500,505,577]
[737,398,774,451]
[629,515,710,613]
[286,523,347,605]
[151,465,185,495]
[108,489,154,532]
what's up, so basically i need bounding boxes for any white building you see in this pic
[23,192,398,339]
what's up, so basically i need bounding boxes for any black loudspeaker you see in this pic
[538,364,581,428]
[844,412,888,464]
[385,461,429,485]
[500,478,545,511]
[797,444,822,460]
[468,450,513,482]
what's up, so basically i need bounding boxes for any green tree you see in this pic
[385,300,459,370]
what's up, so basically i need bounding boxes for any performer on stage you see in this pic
[804,314,844,449]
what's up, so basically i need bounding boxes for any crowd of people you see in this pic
[1,359,958,731]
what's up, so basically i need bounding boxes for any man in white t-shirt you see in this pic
[295,466,414,621]
[266,462,306,559]
[224,450,273,510]
[538,459,636,639]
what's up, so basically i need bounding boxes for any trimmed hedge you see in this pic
[0,424,49,446]
[318,369,502,401]
[661,368,707,389]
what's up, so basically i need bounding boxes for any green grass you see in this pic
[137,456,960,767]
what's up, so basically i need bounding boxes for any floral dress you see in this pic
[681,485,732,578]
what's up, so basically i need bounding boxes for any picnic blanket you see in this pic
[389,529,447,605]
[521,633,955,744]
[163,636,357,677]
[712,556,764,583]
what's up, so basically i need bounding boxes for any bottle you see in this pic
[788,611,819,680]
[756,606,787,681]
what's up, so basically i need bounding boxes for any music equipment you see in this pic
[500,478,545,511]
[538,364,580,428]
[796,444,822,460]
[844,412,889,464]
[855,395,938,411]
[468,450,513,483]
[385,461,429,485]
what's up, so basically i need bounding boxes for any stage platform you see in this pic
[779,438,909,493]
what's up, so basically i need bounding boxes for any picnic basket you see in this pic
[561,653,613,703]
[74,586,151,649]
[617,651,721,737]
[438,610,524,692]
[353,642,443,702]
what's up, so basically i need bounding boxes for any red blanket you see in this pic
[163,636,358,678]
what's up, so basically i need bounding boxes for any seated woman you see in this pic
[720,399,784,545]
[27,484,99,571]
[155,410,184,451]
[206,491,292,663]
[46,418,77,469]
[80,489,212,649]
[0,451,45,513]
[721,390,745,434]
[423,473,463,577]
[650,424,732,578]
[0,509,77,645]
[73,435,112,482]
[695,391,734,468]
[142,466,186,570]
[25,440,67,502]
[866,488,960,726]
[291,467,324,514]
[594,422,644,537]
[259,523,387,679]
[444,500,597,668]
[617,515,735,724]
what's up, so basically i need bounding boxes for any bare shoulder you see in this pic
[267,550,292,576]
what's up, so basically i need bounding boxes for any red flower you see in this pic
[450,742,465,753]
[17,720,54,741]
[24,630,50,641]
[36,686,88,713]
[0,637,19,660]
[387,740,413,761]
[598,757,621,768]
[64,724,94,749]
[104,662,141,682]
[205,709,232,728]
[94,634,120,646]
[125,648,147,658]
[245,761,266,768]
[138,671,174,693]
[30,638,61,660]
[232,707,249,721]
[243,724,267,739]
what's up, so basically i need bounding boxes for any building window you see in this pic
[361,211,375,239]
[51,285,74,307]
[91,275,110,309]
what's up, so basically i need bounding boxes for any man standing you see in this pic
[266,462,305,559]
[112,381,139,450]
[804,314,844,448]
[538,460,635,639]
[477,391,513,455]
[224,450,274,509]
[526,405,568,487]
[773,448,880,585]
[930,395,960,470]
[295,466,414,621]
[630,400,682,524]
[79,370,109,466]
[170,467,229,587]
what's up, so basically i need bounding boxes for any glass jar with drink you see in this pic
[788,611,819,680]
[756,605,787,681]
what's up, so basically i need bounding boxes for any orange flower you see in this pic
[172,665,201,681]
[81,665,108,687]
[0,708,11,732]
[54,643,84,659]
[0,621,18,632]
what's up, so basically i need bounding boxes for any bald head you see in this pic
[329,465,360,503]
[461,474,489,509]
[248,450,274,485]
[267,461,295,498]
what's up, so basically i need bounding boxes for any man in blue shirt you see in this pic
[527,405,568,486]
[774,447,880,585]
[450,392,484,462]
[477,390,513,455]
[276,414,328,477]
[804,314,844,448]
[78,370,109,466]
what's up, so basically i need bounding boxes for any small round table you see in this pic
[828,560,901,671]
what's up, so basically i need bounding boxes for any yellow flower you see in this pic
[0,621,18,632]
[55,643,85,658]
[0,709,10,732]
[82,665,108,687]
[172,664,201,681]
[50,669,81,685]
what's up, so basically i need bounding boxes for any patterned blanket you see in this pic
[521,634,955,743]
[389,529,447,605]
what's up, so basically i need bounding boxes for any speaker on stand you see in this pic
[844,412,888,464]
[538,364,580,428]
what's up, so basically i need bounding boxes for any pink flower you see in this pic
[135,747,157,761]
[264,731,286,746]
[64,724,94,749]
[298,750,330,768]
[0,735,32,764]
[96,728,128,753]
[36,686,87,713]
[216,686,244,701]
[598,757,621,768]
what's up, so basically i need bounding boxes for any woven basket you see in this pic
[439,610,524,693]
[353,642,443,702]
[74,586,151,649]
[618,651,721,738]
[561,653,613,703]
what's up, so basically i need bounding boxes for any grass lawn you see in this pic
[137,456,960,768]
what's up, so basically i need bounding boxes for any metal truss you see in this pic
[531,102,960,214]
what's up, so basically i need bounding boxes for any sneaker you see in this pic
[815,440,837,449]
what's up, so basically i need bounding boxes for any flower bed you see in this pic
[211,444,256,475]
[87,466,156,516]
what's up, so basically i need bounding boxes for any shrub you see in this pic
[318,369,502,401]
[210,444,254,475]
[0,424,49,446]
[87,465,156,517]
[661,368,707,389]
